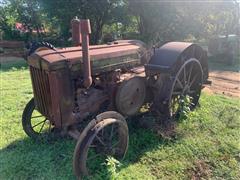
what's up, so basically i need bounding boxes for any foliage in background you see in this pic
[39,0,128,44]
[128,0,239,45]
[0,0,19,40]
[0,0,239,45]
[0,0,53,42]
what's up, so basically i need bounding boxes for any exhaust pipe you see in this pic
[80,19,92,89]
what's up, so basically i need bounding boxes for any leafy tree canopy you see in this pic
[0,0,239,45]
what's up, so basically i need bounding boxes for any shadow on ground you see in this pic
[0,115,179,180]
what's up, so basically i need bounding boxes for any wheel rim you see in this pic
[83,119,127,175]
[73,112,129,177]
[169,58,203,119]
[23,99,53,139]
[85,119,124,174]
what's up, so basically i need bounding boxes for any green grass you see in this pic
[0,62,240,179]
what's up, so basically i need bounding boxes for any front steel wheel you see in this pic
[73,111,129,178]
[22,98,53,140]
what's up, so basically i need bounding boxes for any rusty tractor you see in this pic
[22,18,209,178]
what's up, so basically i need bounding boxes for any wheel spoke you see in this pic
[39,118,47,133]
[189,74,198,88]
[183,66,186,85]
[89,144,97,148]
[187,64,193,85]
[112,141,120,148]
[109,124,115,142]
[101,128,104,138]
[96,135,106,146]
[32,119,47,128]
[31,115,43,119]
[176,77,183,89]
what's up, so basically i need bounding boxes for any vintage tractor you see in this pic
[208,34,239,65]
[22,18,209,178]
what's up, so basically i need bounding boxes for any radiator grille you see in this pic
[30,66,51,117]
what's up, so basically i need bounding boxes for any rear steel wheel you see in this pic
[168,58,203,119]
[22,98,53,140]
[73,111,129,178]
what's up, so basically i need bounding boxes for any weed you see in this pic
[178,95,192,120]
[105,156,121,180]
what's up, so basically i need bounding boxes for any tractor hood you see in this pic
[27,40,149,74]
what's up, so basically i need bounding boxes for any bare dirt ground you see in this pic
[204,70,240,98]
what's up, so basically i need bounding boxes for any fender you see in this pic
[145,42,208,82]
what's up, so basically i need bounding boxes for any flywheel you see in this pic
[115,76,146,116]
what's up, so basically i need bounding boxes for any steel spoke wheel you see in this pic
[169,58,203,119]
[73,111,129,178]
[22,98,53,140]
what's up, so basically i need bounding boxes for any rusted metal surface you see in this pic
[75,88,109,118]
[115,76,146,116]
[29,66,51,118]
[146,42,208,83]
[81,19,92,88]
[48,69,75,128]
[28,41,145,72]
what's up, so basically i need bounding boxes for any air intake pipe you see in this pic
[71,18,92,88]
[80,19,92,89]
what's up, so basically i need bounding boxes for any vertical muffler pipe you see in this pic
[71,17,82,46]
[80,19,92,88]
